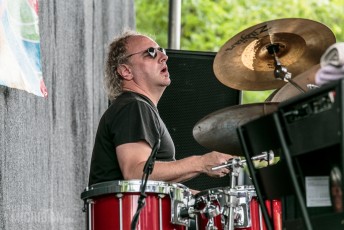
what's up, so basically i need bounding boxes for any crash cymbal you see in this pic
[214,18,336,91]
[266,64,320,102]
[193,102,278,155]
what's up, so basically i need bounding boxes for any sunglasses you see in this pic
[126,47,166,59]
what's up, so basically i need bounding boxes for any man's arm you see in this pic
[116,140,232,183]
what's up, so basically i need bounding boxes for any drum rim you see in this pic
[194,187,226,198]
[194,185,256,198]
[81,180,189,200]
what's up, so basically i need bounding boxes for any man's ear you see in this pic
[117,64,133,80]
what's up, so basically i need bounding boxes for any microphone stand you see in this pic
[131,139,161,230]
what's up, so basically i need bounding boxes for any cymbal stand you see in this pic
[267,44,306,93]
[225,157,243,230]
[212,152,274,230]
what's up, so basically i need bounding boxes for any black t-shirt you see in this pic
[88,92,175,185]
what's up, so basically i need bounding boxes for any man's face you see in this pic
[126,35,170,91]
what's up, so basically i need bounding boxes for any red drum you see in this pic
[81,180,192,230]
[193,185,282,230]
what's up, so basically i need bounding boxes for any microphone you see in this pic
[143,139,161,175]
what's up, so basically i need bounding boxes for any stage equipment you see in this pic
[213,18,336,91]
[266,64,320,102]
[131,139,161,229]
[81,180,192,230]
[189,153,282,230]
[237,79,344,230]
[193,185,282,230]
[193,102,278,155]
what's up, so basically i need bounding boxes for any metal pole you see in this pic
[168,0,181,49]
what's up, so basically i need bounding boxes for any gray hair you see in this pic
[104,29,140,101]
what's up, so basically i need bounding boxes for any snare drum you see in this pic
[81,180,192,230]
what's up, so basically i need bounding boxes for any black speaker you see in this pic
[237,79,344,229]
[278,79,344,229]
[158,49,241,191]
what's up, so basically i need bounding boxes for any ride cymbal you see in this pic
[214,18,336,91]
[193,102,278,155]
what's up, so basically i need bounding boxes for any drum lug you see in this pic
[116,193,123,198]
[83,199,94,212]
[171,199,191,226]
[169,185,193,227]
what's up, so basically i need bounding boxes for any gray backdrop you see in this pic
[0,0,134,229]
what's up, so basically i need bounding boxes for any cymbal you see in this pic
[193,102,279,155]
[266,64,320,102]
[214,18,336,91]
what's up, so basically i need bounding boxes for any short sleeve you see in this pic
[110,100,160,148]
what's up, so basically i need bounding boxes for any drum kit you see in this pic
[81,154,279,230]
[81,18,336,230]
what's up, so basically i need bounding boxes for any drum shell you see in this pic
[81,180,191,230]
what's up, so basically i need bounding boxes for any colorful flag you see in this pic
[0,0,47,98]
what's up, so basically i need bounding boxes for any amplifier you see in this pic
[278,79,343,157]
[278,79,344,229]
[237,79,344,230]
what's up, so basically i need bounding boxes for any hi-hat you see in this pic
[193,102,278,155]
[213,18,336,91]
[266,64,320,102]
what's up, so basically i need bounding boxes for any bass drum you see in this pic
[81,180,192,230]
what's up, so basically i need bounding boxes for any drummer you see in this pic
[88,29,234,192]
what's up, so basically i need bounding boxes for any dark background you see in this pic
[158,49,241,191]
